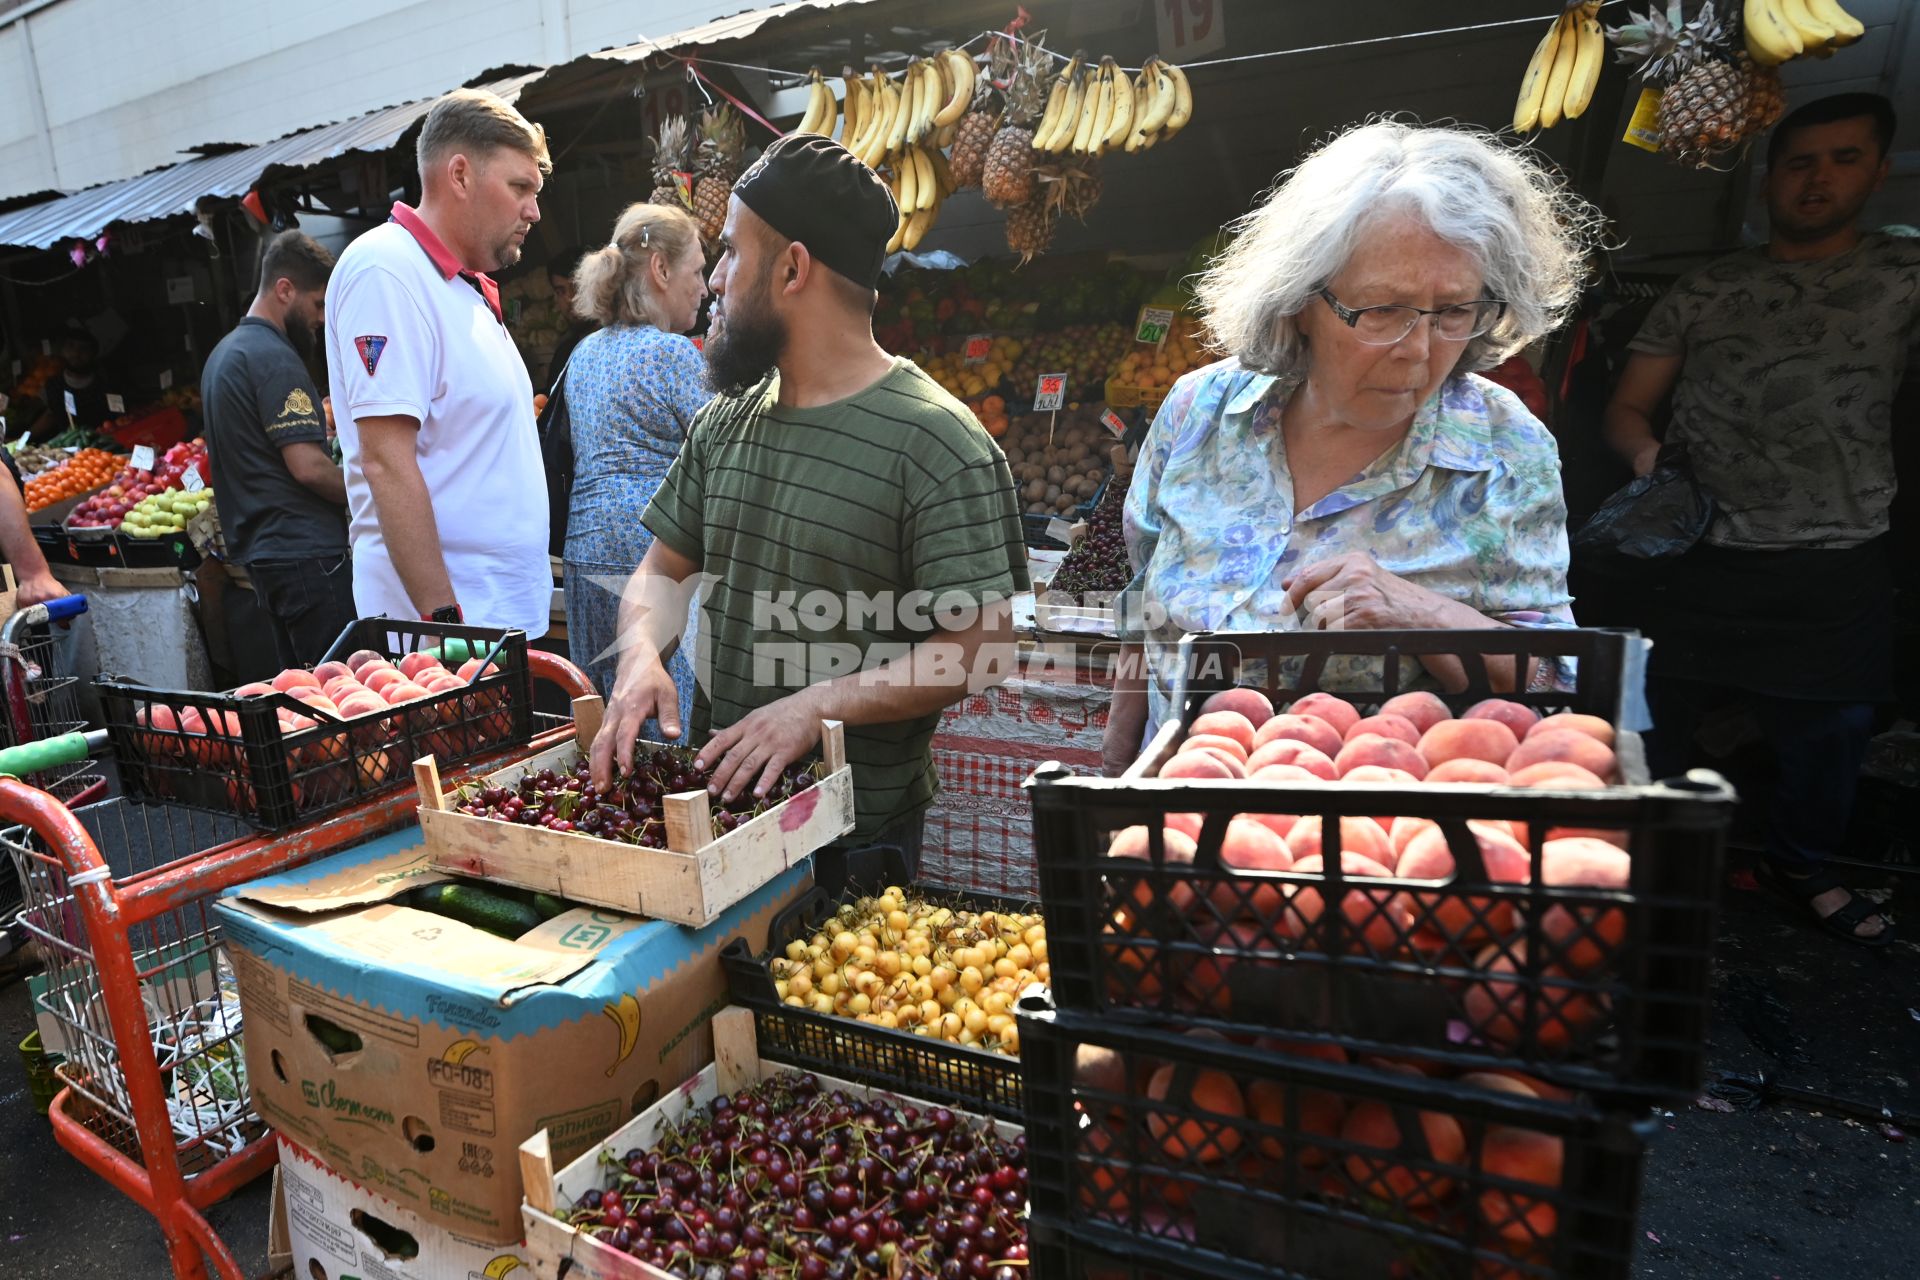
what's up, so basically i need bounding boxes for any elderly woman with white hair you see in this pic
[1104,121,1601,772]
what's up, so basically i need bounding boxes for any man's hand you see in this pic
[14,572,66,611]
[1283,553,1455,631]
[696,688,826,805]
[588,658,683,788]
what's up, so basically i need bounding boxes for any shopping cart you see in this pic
[0,595,106,956]
[0,647,595,1280]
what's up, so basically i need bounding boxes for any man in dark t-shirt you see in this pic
[41,326,124,433]
[203,232,353,666]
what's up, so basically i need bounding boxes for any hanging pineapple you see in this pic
[981,35,1052,208]
[692,105,748,244]
[1003,195,1055,264]
[948,88,1001,191]
[1609,1,1778,167]
[648,116,694,212]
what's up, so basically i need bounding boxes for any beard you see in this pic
[285,315,318,361]
[703,273,786,397]
[493,237,524,271]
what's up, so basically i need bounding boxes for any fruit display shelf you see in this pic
[418,696,854,928]
[520,1007,1027,1280]
[99,618,533,830]
[1018,998,1652,1280]
[720,864,1038,1123]
[1025,628,1737,1102]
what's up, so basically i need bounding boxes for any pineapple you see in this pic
[648,116,694,211]
[981,34,1052,209]
[1004,196,1055,265]
[1609,1,1771,167]
[948,96,1000,191]
[692,106,747,244]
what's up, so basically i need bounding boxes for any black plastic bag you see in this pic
[537,359,573,560]
[1572,445,1717,560]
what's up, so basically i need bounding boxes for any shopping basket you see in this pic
[0,647,596,1280]
[0,594,105,957]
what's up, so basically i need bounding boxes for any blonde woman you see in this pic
[561,203,710,734]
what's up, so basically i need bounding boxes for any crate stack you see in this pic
[1018,629,1736,1280]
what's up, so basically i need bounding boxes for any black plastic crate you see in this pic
[98,618,533,831]
[721,848,1030,1122]
[1027,629,1735,1100]
[1020,1002,1653,1280]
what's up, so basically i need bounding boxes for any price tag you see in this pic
[1033,373,1068,412]
[182,466,205,493]
[40,340,51,356]
[159,369,174,390]
[131,444,156,472]
[106,393,125,414]
[1100,408,1129,439]
[0,394,9,414]
[63,390,78,420]
[962,334,993,365]
[1046,517,1077,545]
[1155,0,1226,59]
[1135,306,1176,347]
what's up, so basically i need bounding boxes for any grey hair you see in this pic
[1197,120,1603,376]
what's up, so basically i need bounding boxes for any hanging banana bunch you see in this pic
[793,68,839,137]
[1744,0,1866,66]
[1514,2,1606,132]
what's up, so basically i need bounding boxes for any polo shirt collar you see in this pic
[390,201,504,323]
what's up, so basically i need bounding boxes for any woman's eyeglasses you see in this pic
[1318,288,1506,345]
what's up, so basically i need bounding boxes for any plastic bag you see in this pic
[1573,446,1717,560]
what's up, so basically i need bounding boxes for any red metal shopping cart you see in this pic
[0,646,594,1280]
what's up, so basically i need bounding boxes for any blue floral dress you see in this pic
[561,324,710,738]
[1123,358,1576,733]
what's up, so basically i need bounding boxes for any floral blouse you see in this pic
[1122,358,1575,729]
[564,324,710,567]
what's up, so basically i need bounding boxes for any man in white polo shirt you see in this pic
[324,88,551,636]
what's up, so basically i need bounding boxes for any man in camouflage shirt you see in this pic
[1605,94,1915,947]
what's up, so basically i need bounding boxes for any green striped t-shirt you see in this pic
[643,358,1030,840]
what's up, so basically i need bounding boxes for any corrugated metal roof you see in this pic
[590,0,881,63]
[0,70,544,250]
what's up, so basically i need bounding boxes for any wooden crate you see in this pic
[518,1008,1020,1280]
[417,696,855,926]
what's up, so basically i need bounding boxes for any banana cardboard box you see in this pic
[214,825,810,1246]
[277,1136,532,1280]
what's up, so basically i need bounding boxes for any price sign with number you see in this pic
[1100,408,1129,439]
[159,369,174,390]
[131,444,156,472]
[1034,373,1068,412]
[106,393,125,414]
[963,334,993,365]
[183,466,205,493]
[63,390,77,419]
[1156,0,1226,58]
[1135,306,1176,347]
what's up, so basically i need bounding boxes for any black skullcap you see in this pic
[733,133,898,289]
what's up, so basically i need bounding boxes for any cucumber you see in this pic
[529,891,570,921]
[403,881,544,940]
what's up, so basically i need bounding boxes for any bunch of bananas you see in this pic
[1515,2,1606,132]
[1743,0,1865,65]
[1032,53,1192,154]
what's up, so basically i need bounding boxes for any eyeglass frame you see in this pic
[1315,287,1507,345]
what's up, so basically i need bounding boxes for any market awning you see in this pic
[588,0,883,64]
[0,70,545,251]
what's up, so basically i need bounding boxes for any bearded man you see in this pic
[588,135,1028,869]
[203,230,352,665]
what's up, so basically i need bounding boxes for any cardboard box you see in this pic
[278,1136,531,1280]
[214,825,809,1246]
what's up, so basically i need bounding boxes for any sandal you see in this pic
[1756,861,1895,949]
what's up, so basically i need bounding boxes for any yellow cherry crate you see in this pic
[415,696,855,927]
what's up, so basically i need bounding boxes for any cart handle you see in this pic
[527,648,595,701]
[1,593,87,644]
[0,729,105,779]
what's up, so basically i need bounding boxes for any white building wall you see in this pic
[0,0,746,201]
